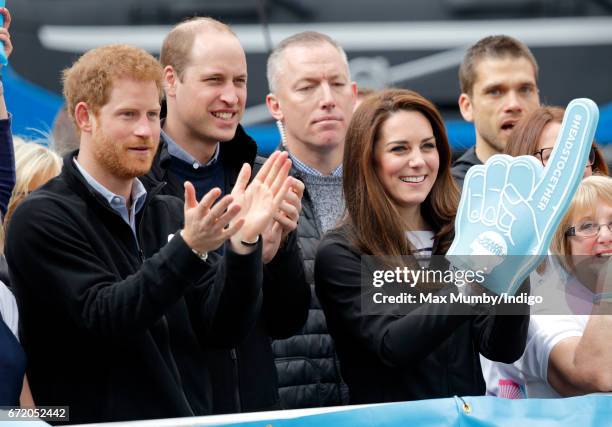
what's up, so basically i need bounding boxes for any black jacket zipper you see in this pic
[135,184,196,416]
[230,348,242,412]
[86,180,197,416]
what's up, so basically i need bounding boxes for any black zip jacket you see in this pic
[271,148,349,409]
[451,146,482,190]
[5,154,263,424]
[315,226,530,404]
[141,126,310,414]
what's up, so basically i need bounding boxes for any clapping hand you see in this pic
[0,7,12,66]
[180,183,244,255]
[229,151,293,254]
[262,177,304,263]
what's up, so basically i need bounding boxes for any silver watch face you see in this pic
[193,249,208,262]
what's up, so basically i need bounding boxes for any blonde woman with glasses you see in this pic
[482,175,612,398]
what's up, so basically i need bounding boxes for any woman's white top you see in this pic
[480,261,591,398]
[406,230,434,268]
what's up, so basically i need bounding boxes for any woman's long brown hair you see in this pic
[341,89,459,257]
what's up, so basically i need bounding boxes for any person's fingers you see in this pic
[211,202,242,231]
[274,211,297,229]
[223,217,245,238]
[204,195,235,230]
[184,181,198,211]
[278,200,297,218]
[283,187,301,209]
[207,194,235,221]
[270,160,292,196]
[273,179,293,210]
[271,221,283,235]
[245,179,261,199]
[2,8,11,30]
[288,177,305,199]
[197,187,223,214]
[231,163,252,196]
[264,151,288,188]
[4,35,12,58]
[277,199,298,219]
[0,28,12,58]
[254,151,280,183]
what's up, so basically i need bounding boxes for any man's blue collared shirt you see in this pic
[287,151,343,177]
[73,158,147,240]
[162,129,220,170]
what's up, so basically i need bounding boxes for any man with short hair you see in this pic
[143,18,310,414]
[265,31,357,408]
[452,35,541,187]
[6,44,287,423]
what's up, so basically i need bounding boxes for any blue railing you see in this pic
[3,394,609,426]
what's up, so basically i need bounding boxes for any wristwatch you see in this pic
[191,248,208,262]
[174,231,208,262]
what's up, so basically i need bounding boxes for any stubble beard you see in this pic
[480,129,507,155]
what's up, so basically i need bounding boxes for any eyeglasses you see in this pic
[565,220,612,238]
[534,147,596,167]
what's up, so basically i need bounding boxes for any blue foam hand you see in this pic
[448,98,599,295]
[0,0,6,66]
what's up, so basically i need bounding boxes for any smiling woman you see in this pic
[314,88,530,404]
[373,110,440,223]
[340,89,457,258]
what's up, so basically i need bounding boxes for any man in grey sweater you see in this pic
[265,31,357,408]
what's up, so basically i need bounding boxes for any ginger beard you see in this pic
[91,125,158,180]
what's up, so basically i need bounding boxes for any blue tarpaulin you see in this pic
[225,395,612,427]
[3,394,608,426]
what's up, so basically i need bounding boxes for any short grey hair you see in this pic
[266,31,350,93]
